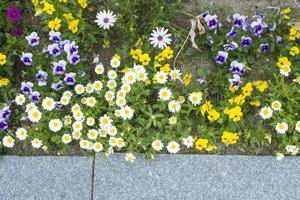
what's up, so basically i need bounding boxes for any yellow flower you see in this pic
[229,94,246,105]
[43,2,55,15]
[31,0,39,6]
[242,82,253,97]
[195,138,208,151]
[183,73,192,86]
[48,17,61,31]
[154,53,165,62]
[289,27,298,41]
[136,37,143,46]
[250,100,260,107]
[290,46,299,56]
[293,76,300,84]
[221,131,239,145]
[162,47,174,59]
[201,101,212,115]
[0,53,7,65]
[206,145,217,151]
[276,57,291,69]
[0,78,10,86]
[224,106,243,122]
[63,13,74,22]
[113,54,121,60]
[139,53,151,66]
[160,64,171,73]
[253,81,268,92]
[282,7,291,14]
[68,19,79,33]
[130,49,142,60]
[78,0,88,9]
[207,109,220,122]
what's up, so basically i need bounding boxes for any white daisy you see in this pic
[64,115,72,125]
[110,58,120,68]
[167,141,180,154]
[169,68,182,81]
[107,80,117,90]
[296,121,300,133]
[275,122,288,134]
[93,81,103,91]
[259,106,273,119]
[149,27,172,49]
[63,91,73,98]
[15,94,26,105]
[276,152,284,161]
[28,109,42,123]
[75,84,85,95]
[120,84,131,93]
[87,129,98,140]
[62,134,72,144]
[168,100,181,113]
[188,92,203,106]
[60,95,70,106]
[71,104,81,113]
[158,87,172,101]
[15,128,28,140]
[116,97,127,107]
[151,140,164,151]
[122,71,137,85]
[93,142,104,152]
[72,131,82,140]
[182,136,194,148]
[2,136,15,148]
[95,10,117,30]
[120,105,134,120]
[99,114,112,128]
[72,121,83,132]
[125,153,136,163]
[105,90,115,102]
[79,139,90,150]
[85,83,95,94]
[95,63,105,74]
[31,138,42,148]
[73,111,84,121]
[116,137,125,148]
[271,101,282,111]
[98,128,107,138]
[155,71,168,84]
[42,97,56,111]
[107,126,118,136]
[116,90,126,98]
[49,119,63,132]
[86,117,95,126]
[285,145,299,155]
[25,102,37,113]
[109,137,118,147]
[86,97,97,107]
[169,116,177,125]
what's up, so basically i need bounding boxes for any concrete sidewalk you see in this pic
[0,154,299,200]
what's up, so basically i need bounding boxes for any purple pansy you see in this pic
[224,42,238,51]
[229,74,241,88]
[207,36,214,45]
[269,22,276,31]
[241,36,252,48]
[230,61,245,76]
[215,51,228,65]
[49,30,61,42]
[47,43,61,57]
[64,73,76,86]
[36,70,48,86]
[251,19,266,37]
[25,32,40,47]
[204,14,218,30]
[21,52,33,66]
[226,27,238,38]
[51,81,64,91]
[59,40,70,50]
[21,82,33,95]
[232,13,248,30]
[260,43,270,53]
[67,54,80,65]
[0,121,8,131]
[30,91,40,103]
[6,7,21,22]
[52,60,67,75]
[0,107,11,121]
[64,41,78,56]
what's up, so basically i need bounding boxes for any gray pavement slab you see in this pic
[0,156,93,200]
[94,154,300,200]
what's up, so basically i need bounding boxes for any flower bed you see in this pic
[0,0,299,162]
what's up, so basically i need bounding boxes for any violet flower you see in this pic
[21,52,33,66]
[64,73,76,86]
[67,54,80,65]
[224,42,238,51]
[230,61,245,76]
[47,43,61,57]
[241,36,252,48]
[51,81,64,91]
[204,14,218,30]
[30,91,40,103]
[49,30,61,42]
[260,43,270,53]
[21,82,33,95]
[36,70,48,86]
[52,60,67,75]
[25,32,40,47]
[6,7,21,22]
[215,51,228,65]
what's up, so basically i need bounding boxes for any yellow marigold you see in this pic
[130,49,142,60]
[43,2,55,15]
[201,101,212,115]
[0,53,7,65]
[224,106,243,122]
[139,53,151,66]
[0,78,10,86]
[68,19,79,33]
[160,64,171,73]
[253,81,268,92]
[78,0,87,9]
[290,46,299,56]
[48,17,61,31]
[195,138,208,151]
[183,73,192,86]
[207,109,220,122]
[221,131,239,145]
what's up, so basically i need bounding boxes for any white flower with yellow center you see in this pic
[122,71,136,85]
[120,84,131,93]
[71,104,81,113]
[16,128,28,140]
[85,83,94,94]
[120,105,134,120]
[155,71,168,84]
[169,69,181,81]
[158,87,172,101]
[151,140,164,151]
[271,101,282,111]
[60,95,70,106]
[93,142,104,152]
[79,139,90,150]
[2,136,15,148]
[110,57,120,68]
[259,106,273,119]
[25,103,37,113]
[117,90,126,98]
[86,117,95,126]
[64,115,72,125]
[116,97,126,107]
[95,63,105,75]
[116,137,125,148]
[169,116,177,125]
[296,121,300,133]
[15,94,26,105]
[136,71,148,82]
[42,97,56,111]
[107,126,117,136]
[99,114,112,129]
[107,80,117,90]
[62,134,72,144]
[28,109,42,122]
[105,90,115,102]
[275,122,288,134]
[31,138,42,149]
[167,141,180,154]
[107,70,118,79]
[72,131,82,140]
[114,109,121,117]
[182,136,194,148]
[72,121,83,132]
[98,128,107,138]
[86,97,97,107]
[73,111,84,121]
[188,92,203,106]
[63,91,73,99]
[93,81,103,92]
[286,145,299,156]
[109,137,118,147]
[87,129,98,140]
[75,84,85,95]
[49,119,63,132]
[168,100,181,113]
[125,153,136,163]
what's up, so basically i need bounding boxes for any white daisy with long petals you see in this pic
[149,27,172,49]
[95,10,117,30]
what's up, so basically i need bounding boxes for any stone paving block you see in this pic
[0,156,93,200]
[94,154,300,200]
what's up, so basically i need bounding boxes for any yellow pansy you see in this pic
[0,53,7,65]
[48,17,61,31]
